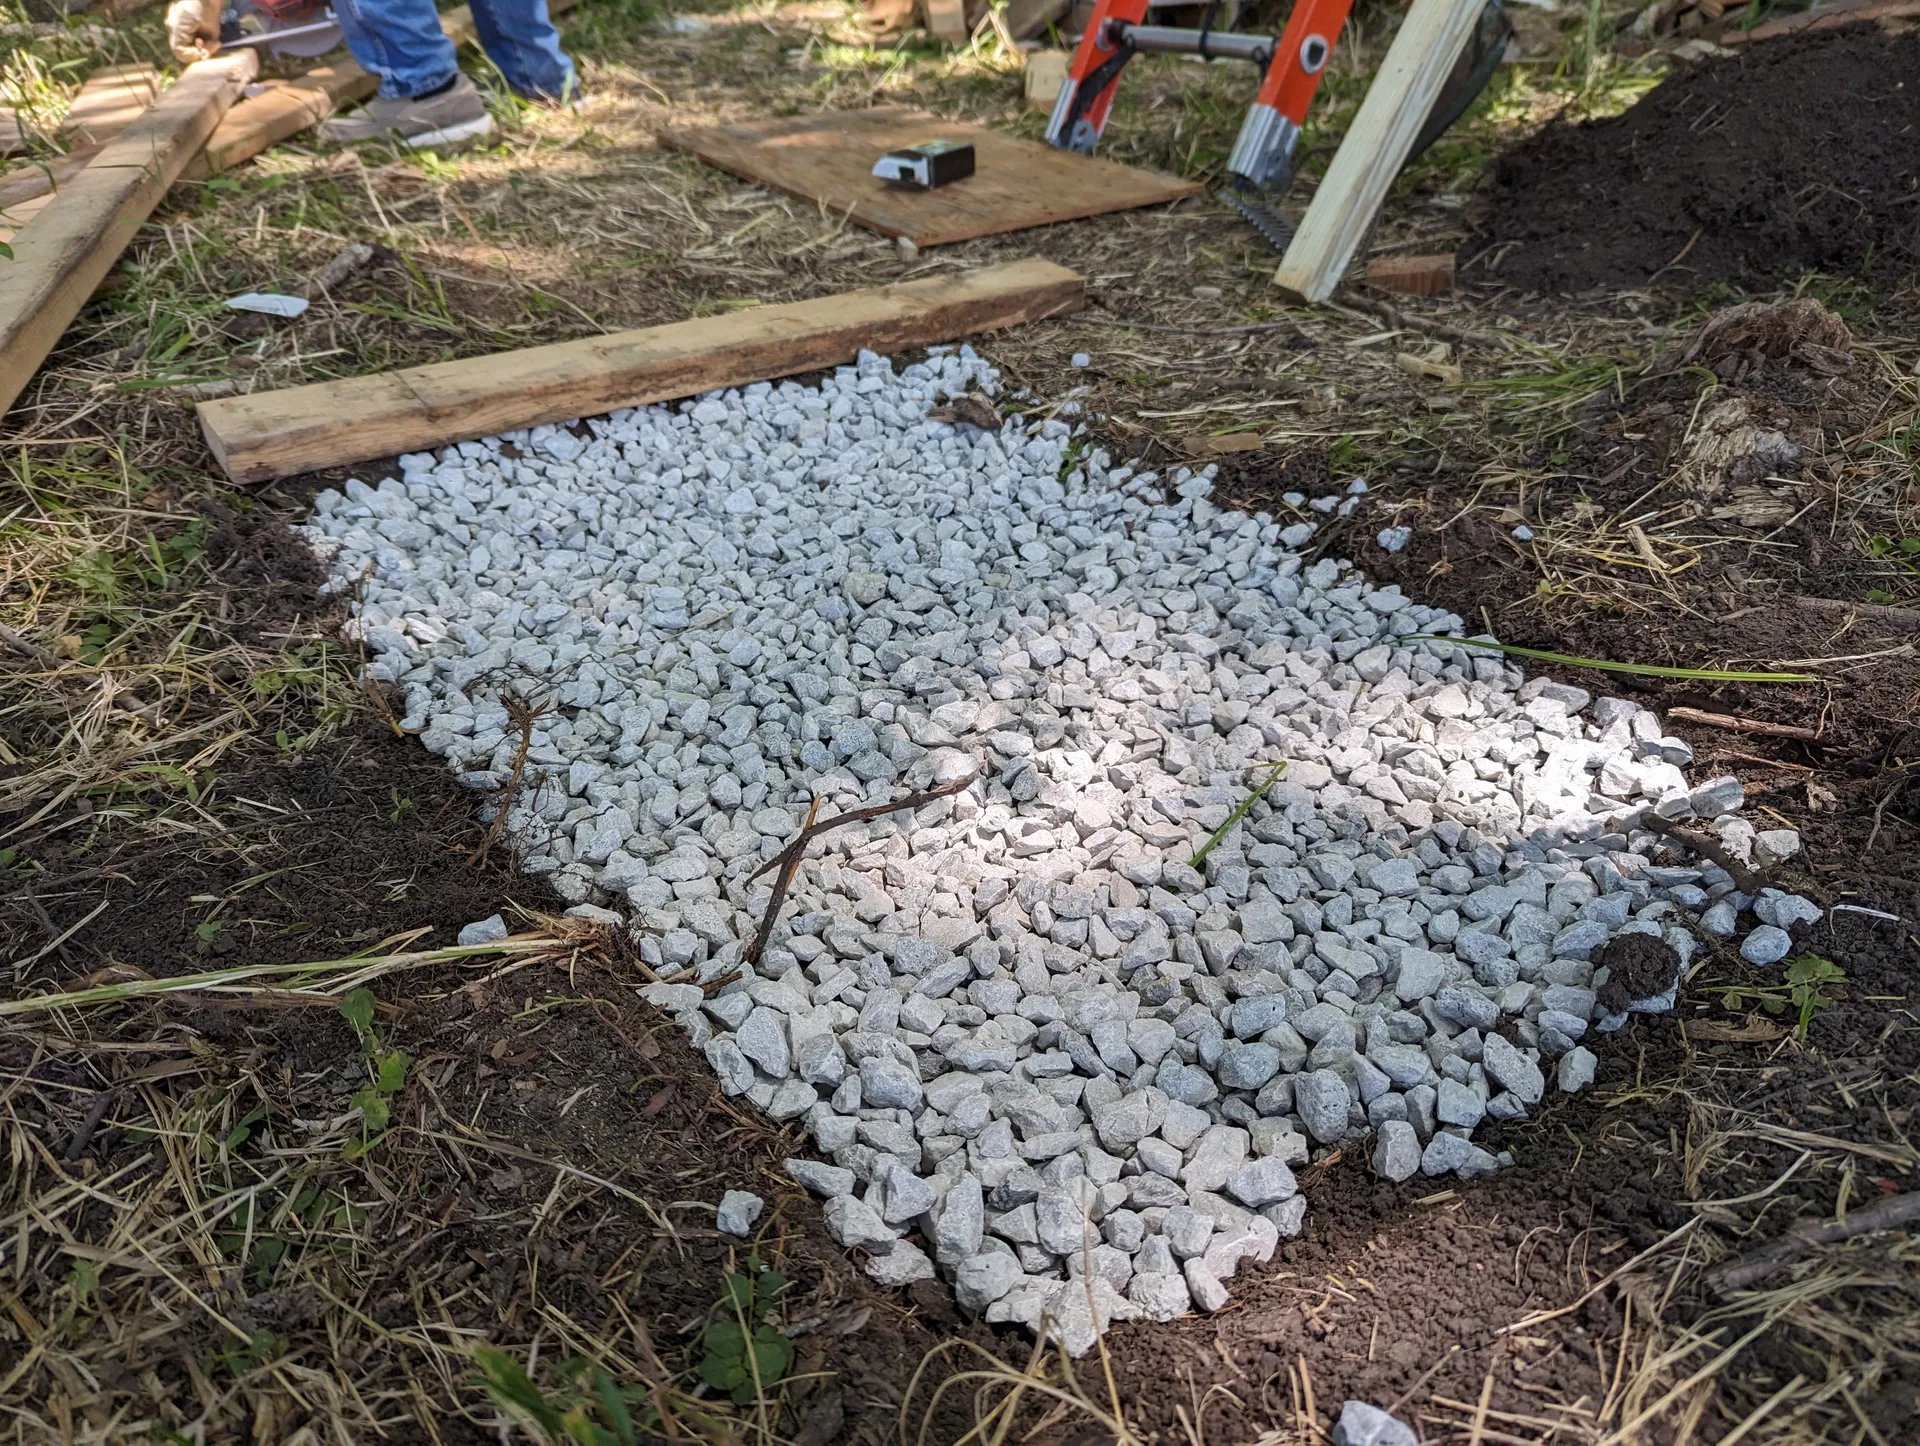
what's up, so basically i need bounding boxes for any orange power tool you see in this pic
[1046,0,1511,248]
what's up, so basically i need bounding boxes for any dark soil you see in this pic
[1464,28,1920,294]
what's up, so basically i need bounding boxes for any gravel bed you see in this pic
[302,348,1818,1354]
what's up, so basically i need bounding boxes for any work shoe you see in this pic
[321,74,494,150]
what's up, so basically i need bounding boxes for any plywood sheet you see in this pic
[659,106,1201,247]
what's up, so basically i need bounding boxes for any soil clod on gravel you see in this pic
[1465,28,1920,294]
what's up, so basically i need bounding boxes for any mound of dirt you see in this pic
[1464,27,1920,293]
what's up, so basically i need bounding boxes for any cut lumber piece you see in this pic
[1364,252,1455,295]
[1272,0,1486,304]
[0,64,162,216]
[0,52,259,419]
[925,0,969,38]
[58,62,161,145]
[1724,0,1920,40]
[1024,50,1069,111]
[198,259,1086,482]
[660,106,1200,248]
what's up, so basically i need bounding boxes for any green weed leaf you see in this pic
[338,987,376,1038]
[375,1049,411,1094]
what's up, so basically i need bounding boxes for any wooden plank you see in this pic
[660,106,1200,248]
[925,0,969,40]
[198,259,1086,482]
[1724,0,1920,40]
[0,53,258,419]
[58,63,161,145]
[0,64,162,219]
[1024,50,1069,112]
[1272,0,1486,303]
[1364,252,1455,296]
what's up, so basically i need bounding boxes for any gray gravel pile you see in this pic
[302,347,1818,1355]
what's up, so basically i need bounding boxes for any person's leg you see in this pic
[331,0,461,99]
[467,0,577,101]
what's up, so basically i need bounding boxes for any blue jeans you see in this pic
[333,0,576,101]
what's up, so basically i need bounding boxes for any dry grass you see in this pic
[2,0,1917,1440]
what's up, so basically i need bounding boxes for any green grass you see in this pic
[1405,635,1822,683]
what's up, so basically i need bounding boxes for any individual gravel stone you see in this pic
[1294,1070,1353,1143]
[1558,1046,1598,1094]
[716,1190,764,1237]
[1183,1257,1230,1313]
[1740,924,1793,965]
[306,347,1800,1358]
[785,1159,855,1197]
[1333,1400,1419,1446]
[1370,1120,1421,1181]
[456,914,508,947]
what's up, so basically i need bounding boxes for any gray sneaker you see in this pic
[322,73,495,149]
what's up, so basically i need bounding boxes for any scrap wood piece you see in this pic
[1726,0,1920,41]
[0,51,260,420]
[658,106,1201,248]
[924,0,969,40]
[1708,1190,1920,1293]
[1024,50,1069,112]
[197,258,1086,482]
[1272,0,1487,303]
[1365,252,1455,296]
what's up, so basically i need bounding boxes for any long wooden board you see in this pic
[659,107,1201,248]
[198,259,1086,482]
[1272,0,1485,303]
[0,53,258,419]
[0,64,163,228]
[1,66,162,246]
[59,63,162,145]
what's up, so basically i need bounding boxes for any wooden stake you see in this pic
[1272,0,1486,303]
[198,259,1086,482]
[0,52,259,420]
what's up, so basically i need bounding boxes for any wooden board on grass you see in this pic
[58,63,161,145]
[659,107,1201,248]
[0,52,258,419]
[0,63,163,230]
[198,258,1086,482]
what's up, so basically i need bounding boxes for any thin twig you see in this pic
[742,769,979,964]
[1708,1189,1920,1293]
[1638,810,1770,895]
[1666,706,1822,742]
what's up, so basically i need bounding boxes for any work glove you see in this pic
[165,0,222,64]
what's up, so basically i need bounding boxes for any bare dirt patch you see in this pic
[1464,28,1920,294]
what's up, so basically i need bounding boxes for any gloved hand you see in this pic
[165,0,222,64]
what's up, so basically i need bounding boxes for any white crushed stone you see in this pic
[300,346,1819,1355]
